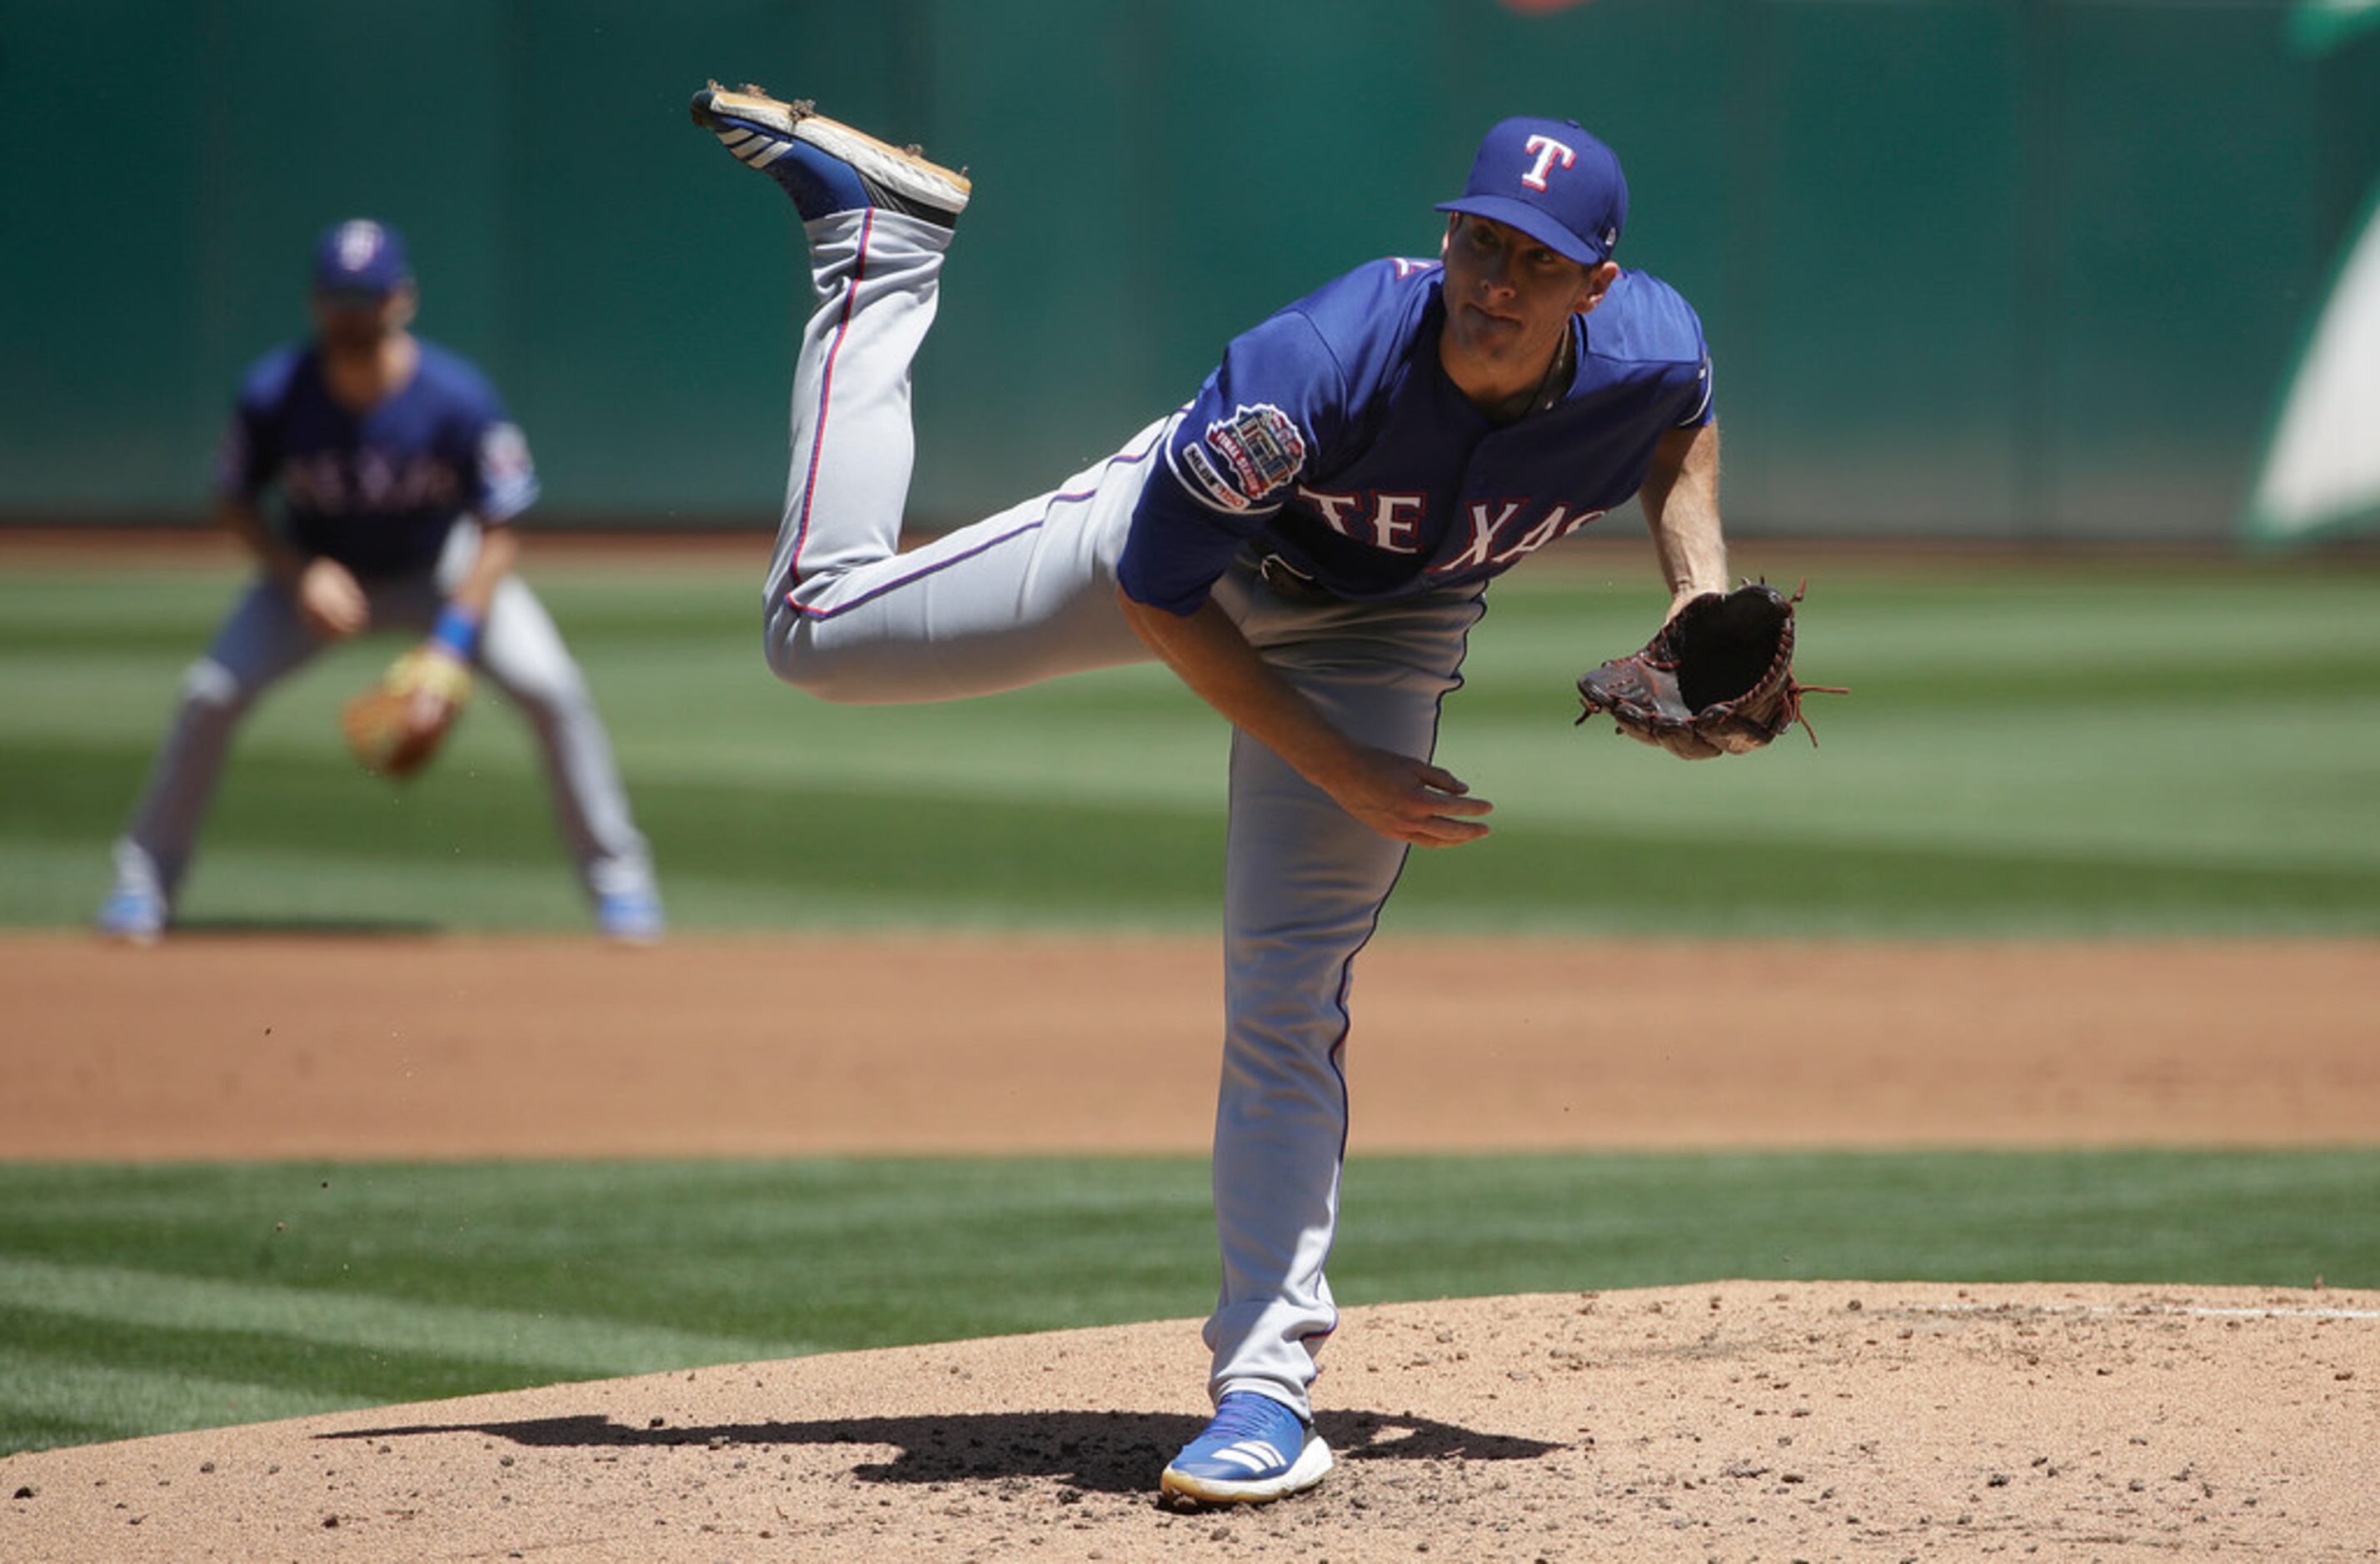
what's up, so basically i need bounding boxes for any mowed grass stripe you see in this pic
[1330,1150,2380,1300]
[10,742,2378,935]
[0,1258,813,1377]
[0,1358,371,1445]
[0,1303,554,1410]
[1389,817,2380,935]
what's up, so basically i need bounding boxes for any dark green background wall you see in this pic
[3,1,2374,540]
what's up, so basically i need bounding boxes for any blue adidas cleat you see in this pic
[596,889,666,946]
[1159,1391,1333,1506]
[96,884,166,945]
[690,82,970,228]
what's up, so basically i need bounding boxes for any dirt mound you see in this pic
[5,1281,2374,1562]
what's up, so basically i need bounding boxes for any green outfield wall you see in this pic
[2,0,2374,540]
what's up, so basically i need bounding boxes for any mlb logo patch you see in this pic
[479,421,538,513]
[1177,441,1250,512]
[1204,404,1306,506]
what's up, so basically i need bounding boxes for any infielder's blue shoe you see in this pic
[596,889,666,947]
[1159,1392,1333,1506]
[96,885,165,945]
[691,82,970,228]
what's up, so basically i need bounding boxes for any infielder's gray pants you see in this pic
[113,524,656,911]
[763,210,1482,1420]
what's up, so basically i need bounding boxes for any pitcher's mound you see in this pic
[3,1281,2374,1562]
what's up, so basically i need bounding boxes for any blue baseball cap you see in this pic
[313,218,412,300]
[1436,117,1628,266]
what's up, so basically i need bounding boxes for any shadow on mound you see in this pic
[322,1407,1564,1496]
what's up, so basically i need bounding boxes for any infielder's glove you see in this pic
[1574,580,1844,760]
[341,645,474,779]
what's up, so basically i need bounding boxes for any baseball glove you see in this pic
[1574,580,1844,760]
[341,645,474,779]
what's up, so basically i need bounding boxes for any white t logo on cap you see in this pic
[337,221,384,271]
[1520,135,1577,192]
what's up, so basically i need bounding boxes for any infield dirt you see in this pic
[2,933,2376,1560]
[4,935,2375,1156]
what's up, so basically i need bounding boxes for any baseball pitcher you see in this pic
[692,85,1789,1503]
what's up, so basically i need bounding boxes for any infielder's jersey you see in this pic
[217,341,539,577]
[1118,257,1714,614]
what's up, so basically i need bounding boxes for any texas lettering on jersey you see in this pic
[278,449,467,516]
[1294,486,1610,573]
[1119,256,1714,615]
[223,343,539,576]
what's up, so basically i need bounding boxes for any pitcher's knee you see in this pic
[761,600,980,704]
[764,638,871,702]
[761,615,859,700]
[762,625,811,690]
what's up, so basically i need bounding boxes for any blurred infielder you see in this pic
[692,85,1723,1502]
[97,220,663,943]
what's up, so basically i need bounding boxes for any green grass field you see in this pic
[4,547,2376,935]
[3,542,2376,1457]
[4,1152,2375,1454]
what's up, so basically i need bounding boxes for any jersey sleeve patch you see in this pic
[475,420,541,520]
[1174,440,1248,513]
[1198,402,1308,511]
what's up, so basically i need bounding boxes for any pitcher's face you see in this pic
[1437,215,1613,381]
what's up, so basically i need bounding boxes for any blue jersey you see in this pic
[217,340,539,577]
[1119,258,1714,615]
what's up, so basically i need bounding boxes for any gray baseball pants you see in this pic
[112,522,656,913]
[764,209,1482,1419]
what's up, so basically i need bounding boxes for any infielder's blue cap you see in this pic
[1437,117,1628,266]
[312,218,413,300]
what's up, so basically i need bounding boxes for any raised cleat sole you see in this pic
[691,82,970,221]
